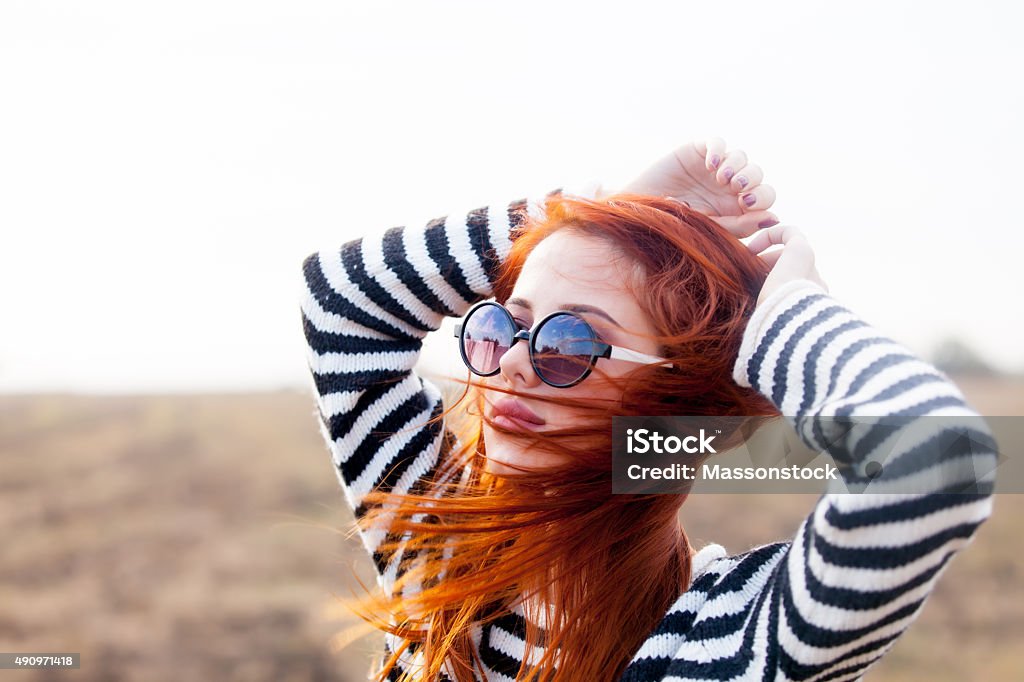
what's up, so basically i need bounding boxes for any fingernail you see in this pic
[710,154,720,169]
[758,217,779,228]
[723,168,735,182]
[736,176,748,189]
[743,193,756,207]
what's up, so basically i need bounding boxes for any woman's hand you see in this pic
[745,224,828,308]
[620,137,778,238]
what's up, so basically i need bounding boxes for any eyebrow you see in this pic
[505,297,622,327]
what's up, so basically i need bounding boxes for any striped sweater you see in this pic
[300,189,996,682]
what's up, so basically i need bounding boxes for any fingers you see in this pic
[747,223,828,305]
[737,183,776,212]
[691,137,779,236]
[716,150,747,186]
[745,224,813,258]
[696,137,764,192]
[702,137,728,172]
[730,163,763,192]
[715,210,780,238]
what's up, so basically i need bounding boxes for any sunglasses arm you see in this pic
[607,345,675,369]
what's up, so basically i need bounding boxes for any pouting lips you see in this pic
[490,398,546,431]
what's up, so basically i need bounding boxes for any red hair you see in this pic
[341,193,781,682]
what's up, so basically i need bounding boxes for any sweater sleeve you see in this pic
[730,279,997,681]
[300,186,595,597]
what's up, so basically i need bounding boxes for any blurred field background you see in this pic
[1,375,1021,682]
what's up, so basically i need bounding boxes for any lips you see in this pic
[490,398,546,431]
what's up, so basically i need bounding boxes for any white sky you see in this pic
[1,0,1021,393]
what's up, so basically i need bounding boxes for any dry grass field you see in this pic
[0,376,1021,681]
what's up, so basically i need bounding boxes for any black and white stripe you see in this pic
[301,191,552,594]
[301,195,995,681]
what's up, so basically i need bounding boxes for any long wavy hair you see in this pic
[338,193,781,682]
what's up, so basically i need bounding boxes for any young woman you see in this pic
[299,139,996,682]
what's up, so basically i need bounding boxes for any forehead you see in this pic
[510,230,641,317]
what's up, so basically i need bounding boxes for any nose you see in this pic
[497,335,541,389]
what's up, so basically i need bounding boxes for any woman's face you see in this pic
[480,229,662,476]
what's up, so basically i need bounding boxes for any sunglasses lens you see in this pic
[533,314,599,386]
[461,304,515,375]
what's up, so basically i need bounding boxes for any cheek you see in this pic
[557,379,625,416]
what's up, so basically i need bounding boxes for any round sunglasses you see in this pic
[454,301,673,388]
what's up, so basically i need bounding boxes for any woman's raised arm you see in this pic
[710,278,995,680]
[299,188,580,590]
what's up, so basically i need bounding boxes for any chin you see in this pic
[483,457,515,477]
[482,423,537,476]
[481,424,513,471]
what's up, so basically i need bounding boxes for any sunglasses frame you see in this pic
[454,300,674,388]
